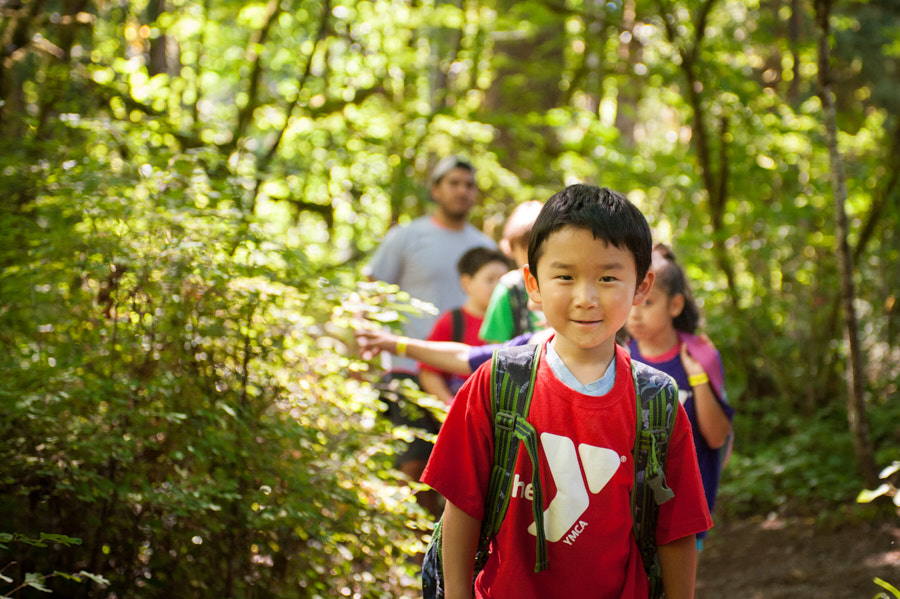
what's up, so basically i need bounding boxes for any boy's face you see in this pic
[523,226,653,364]
[462,260,510,313]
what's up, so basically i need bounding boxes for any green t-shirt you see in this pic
[479,269,542,343]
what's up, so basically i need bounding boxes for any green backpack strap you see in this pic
[422,343,542,598]
[474,343,546,573]
[630,360,679,598]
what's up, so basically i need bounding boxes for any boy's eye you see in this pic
[600,276,618,283]
[555,274,573,281]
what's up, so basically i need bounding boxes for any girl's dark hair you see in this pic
[527,185,653,286]
[652,243,701,334]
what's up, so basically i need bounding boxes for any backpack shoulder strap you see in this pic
[630,360,679,598]
[474,343,546,573]
[506,272,531,337]
[451,308,465,343]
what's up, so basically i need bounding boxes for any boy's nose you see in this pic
[574,282,599,308]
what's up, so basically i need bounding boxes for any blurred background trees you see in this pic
[1,0,898,596]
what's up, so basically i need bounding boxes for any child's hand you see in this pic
[354,328,393,361]
[679,342,704,377]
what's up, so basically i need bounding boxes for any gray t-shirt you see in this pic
[364,215,497,373]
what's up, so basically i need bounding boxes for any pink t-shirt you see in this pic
[422,343,712,598]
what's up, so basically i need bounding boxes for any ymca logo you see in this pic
[512,433,623,544]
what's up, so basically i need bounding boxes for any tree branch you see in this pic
[0,0,49,130]
[814,0,878,486]
[227,0,282,152]
[853,118,900,262]
[247,0,332,214]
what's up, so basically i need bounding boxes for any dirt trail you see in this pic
[696,513,900,598]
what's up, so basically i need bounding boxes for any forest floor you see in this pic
[695,508,900,598]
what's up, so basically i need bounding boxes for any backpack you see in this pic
[504,271,534,338]
[421,343,679,598]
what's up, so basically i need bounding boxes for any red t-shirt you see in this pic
[421,343,712,598]
[419,308,485,383]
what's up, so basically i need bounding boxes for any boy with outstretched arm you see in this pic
[421,185,711,598]
[419,246,511,406]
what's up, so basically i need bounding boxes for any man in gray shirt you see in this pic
[364,155,496,515]
[365,156,497,374]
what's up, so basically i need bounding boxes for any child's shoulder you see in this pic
[491,343,543,375]
[630,358,677,386]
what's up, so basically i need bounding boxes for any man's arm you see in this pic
[658,534,698,599]
[442,500,480,599]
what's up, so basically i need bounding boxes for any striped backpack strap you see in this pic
[505,272,531,337]
[421,343,542,598]
[474,343,546,573]
[630,360,679,599]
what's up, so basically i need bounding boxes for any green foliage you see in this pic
[0,144,426,596]
[1,0,900,594]
[873,577,900,599]
[717,409,882,518]
[0,533,108,598]
[858,462,900,508]
[0,533,82,549]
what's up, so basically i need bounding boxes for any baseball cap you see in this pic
[430,155,475,185]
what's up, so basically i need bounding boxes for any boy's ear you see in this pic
[632,270,655,306]
[459,273,473,295]
[523,264,542,304]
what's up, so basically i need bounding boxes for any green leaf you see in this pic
[39,533,81,547]
[874,577,900,598]
[77,571,110,586]
[878,462,900,480]
[857,484,890,504]
[24,573,52,593]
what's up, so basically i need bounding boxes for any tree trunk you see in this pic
[788,0,802,102]
[146,0,170,77]
[814,0,879,487]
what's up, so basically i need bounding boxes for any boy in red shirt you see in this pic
[422,185,711,598]
[419,247,511,406]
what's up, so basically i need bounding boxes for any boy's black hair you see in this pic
[652,243,701,334]
[527,185,653,286]
[457,246,512,278]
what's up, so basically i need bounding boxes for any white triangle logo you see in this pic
[527,433,622,543]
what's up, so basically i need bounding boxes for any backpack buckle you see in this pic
[495,410,517,432]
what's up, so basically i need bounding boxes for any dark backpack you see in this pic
[422,343,679,598]
[504,270,534,338]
